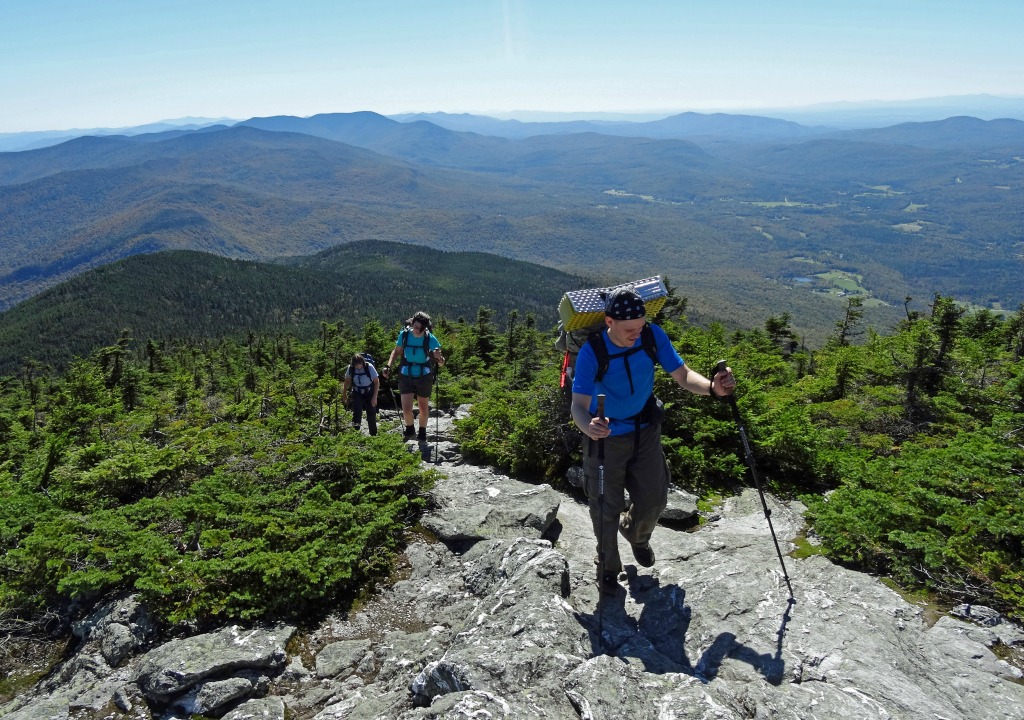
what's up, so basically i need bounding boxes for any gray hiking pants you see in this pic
[583,423,670,575]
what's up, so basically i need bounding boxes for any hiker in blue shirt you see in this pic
[343,353,379,436]
[385,311,445,442]
[570,287,735,596]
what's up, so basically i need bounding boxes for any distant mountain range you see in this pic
[0,117,234,153]
[3,94,1023,152]
[753,94,1024,129]
[1,107,1021,349]
[386,111,827,142]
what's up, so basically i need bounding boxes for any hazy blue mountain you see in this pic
[0,117,236,153]
[756,94,1024,129]
[389,110,827,143]
[240,111,508,166]
[832,116,1024,151]
[234,112,739,195]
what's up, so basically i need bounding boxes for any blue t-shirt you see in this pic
[395,329,441,377]
[572,323,684,436]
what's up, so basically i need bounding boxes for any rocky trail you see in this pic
[3,407,1023,719]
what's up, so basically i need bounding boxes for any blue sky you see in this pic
[2,0,1022,133]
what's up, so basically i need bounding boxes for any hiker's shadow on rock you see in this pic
[585,570,788,686]
[418,439,432,462]
[581,583,631,655]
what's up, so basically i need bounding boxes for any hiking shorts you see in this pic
[398,372,434,397]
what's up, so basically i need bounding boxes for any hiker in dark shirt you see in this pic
[384,311,445,442]
[570,287,735,595]
[343,353,379,436]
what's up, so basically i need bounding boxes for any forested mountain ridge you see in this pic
[0,241,587,375]
[1,113,1021,345]
[0,126,585,309]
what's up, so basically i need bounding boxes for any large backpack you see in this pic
[555,276,668,395]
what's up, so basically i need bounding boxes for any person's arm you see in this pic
[370,375,379,406]
[386,335,402,373]
[429,335,445,366]
[668,363,736,397]
[571,392,609,440]
[342,375,352,405]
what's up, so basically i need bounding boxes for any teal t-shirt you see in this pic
[396,329,441,378]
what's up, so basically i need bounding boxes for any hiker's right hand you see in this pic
[587,416,611,440]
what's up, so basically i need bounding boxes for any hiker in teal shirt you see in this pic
[385,311,444,442]
[570,287,735,596]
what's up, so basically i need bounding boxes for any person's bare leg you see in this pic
[401,393,415,428]
[417,395,430,431]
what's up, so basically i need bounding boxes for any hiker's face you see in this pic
[606,317,646,348]
[412,321,425,335]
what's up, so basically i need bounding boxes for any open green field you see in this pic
[815,270,869,294]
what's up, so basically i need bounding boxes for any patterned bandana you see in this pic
[604,287,647,320]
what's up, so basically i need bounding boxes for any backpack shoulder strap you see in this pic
[591,325,660,383]
[640,324,659,365]
[587,330,611,383]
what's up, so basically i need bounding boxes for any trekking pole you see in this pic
[383,371,401,422]
[714,360,795,602]
[434,365,441,464]
[596,393,607,650]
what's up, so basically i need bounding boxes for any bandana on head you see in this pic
[605,287,647,320]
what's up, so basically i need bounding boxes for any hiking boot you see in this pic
[403,425,415,440]
[417,426,427,442]
[599,571,619,596]
[631,542,655,568]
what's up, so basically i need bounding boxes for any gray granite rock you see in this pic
[5,410,1024,720]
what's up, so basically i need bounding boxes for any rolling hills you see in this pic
[1,111,1021,348]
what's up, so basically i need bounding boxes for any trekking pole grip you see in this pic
[712,359,740,415]
[596,394,606,421]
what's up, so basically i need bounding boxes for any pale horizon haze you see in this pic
[2,0,1023,134]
